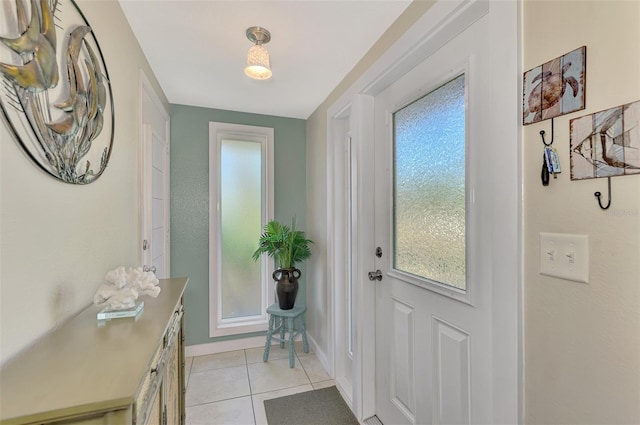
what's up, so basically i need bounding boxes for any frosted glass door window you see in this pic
[220,139,262,318]
[393,74,466,290]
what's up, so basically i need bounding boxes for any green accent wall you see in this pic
[170,104,306,347]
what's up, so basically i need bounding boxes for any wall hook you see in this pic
[594,176,612,210]
[539,117,554,146]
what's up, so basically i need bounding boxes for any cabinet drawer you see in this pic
[133,343,163,425]
[134,306,184,425]
[165,306,183,347]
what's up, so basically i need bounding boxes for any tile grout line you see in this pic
[251,381,314,397]
[245,348,258,425]
[297,351,314,385]
[186,393,254,408]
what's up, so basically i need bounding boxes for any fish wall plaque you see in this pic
[523,46,586,125]
[0,0,114,184]
[570,100,640,180]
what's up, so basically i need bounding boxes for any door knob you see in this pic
[368,270,383,281]
[144,265,157,273]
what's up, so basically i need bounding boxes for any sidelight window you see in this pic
[209,122,274,337]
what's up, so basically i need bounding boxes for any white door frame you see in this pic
[329,97,376,413]
[138,71,171,275]
[329,110,353,402]
[326,0,522,422]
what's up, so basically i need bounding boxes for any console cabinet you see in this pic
[0,278,188,425]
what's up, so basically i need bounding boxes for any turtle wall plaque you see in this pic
[0,0,114,184]
[523,46,586,125]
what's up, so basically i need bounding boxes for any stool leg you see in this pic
[263,314,274,362]
[279,316,285,349]
[299,314,309,354]
[287,317,295,368]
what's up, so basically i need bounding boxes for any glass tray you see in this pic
[97,301,144,321]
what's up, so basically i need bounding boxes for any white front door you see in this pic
[140,75,170,279]
[373,12,494,425]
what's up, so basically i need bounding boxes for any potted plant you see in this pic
[252,218,313,309]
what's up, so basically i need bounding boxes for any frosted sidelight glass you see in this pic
[393,74,466,290]
[220,139,262,318]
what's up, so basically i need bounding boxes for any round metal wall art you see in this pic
[0,0,114,184]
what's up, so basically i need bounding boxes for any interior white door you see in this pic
[142,124,169,278]
[373,14,493,425]
[141,78,170,279]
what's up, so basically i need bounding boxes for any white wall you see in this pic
[0,0,168,364]
[523,1,640,423]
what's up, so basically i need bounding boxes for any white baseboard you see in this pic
[307,333,332,377]
[185,336,267,357]
[185,332,328,363]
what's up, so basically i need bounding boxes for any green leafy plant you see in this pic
[252,218,313,269]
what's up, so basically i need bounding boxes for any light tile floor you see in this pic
[185,341,335,425]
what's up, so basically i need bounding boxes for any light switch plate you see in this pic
[539,233,589,283]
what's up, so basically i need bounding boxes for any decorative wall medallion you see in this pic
[570,100,640,180]
[523,46,586,125]
[0,0,114,184]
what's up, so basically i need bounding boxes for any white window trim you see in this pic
[208,122,275,338]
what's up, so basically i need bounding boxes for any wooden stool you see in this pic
[263,304,309,368]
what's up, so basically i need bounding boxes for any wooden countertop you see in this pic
[0,277,188,425]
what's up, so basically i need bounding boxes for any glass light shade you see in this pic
[245,44,272,80]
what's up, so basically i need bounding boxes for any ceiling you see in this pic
[118,1,412,119]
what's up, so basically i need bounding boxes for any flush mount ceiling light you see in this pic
[244,26,272,80]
